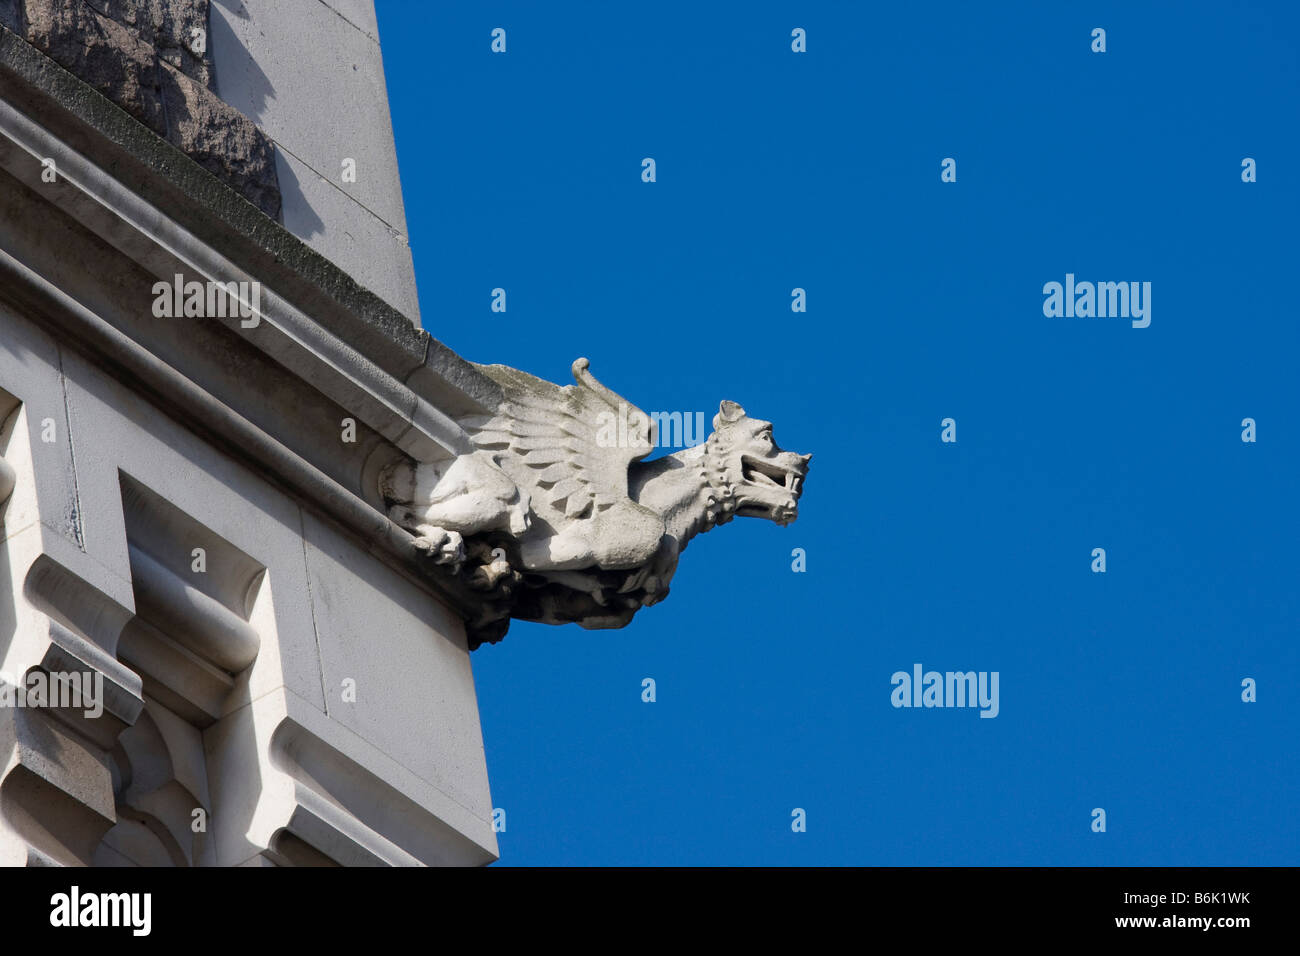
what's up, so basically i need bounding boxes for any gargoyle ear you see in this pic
[718,400,745,423]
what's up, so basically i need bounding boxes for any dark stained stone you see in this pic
[84,0,215,90]
[13,0,279,218]
[157,56,280,217]
[22,0,167,136]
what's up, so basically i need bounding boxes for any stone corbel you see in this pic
[0,556,145,866]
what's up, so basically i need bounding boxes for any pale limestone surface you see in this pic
[210,0,420,322]
[0,305,496,866]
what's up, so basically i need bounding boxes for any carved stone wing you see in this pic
[459,358,655,522]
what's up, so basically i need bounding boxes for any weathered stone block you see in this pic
[14,0,280,218]
[86,0,215,89]
[157,56,280,218]
[22,0,167,136]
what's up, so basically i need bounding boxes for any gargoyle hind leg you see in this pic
[385,454,531,570]
[400,488,529,570]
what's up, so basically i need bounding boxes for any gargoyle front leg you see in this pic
[410,525,465,569]
[384,453,531,559]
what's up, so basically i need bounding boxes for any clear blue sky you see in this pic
[376,0,1299,865]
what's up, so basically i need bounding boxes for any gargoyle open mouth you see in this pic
[741,456,803,495]
[735,454,807,526]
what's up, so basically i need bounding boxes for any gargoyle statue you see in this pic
[380,358,810,645]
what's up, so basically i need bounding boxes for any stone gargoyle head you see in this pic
[705,400,810,528]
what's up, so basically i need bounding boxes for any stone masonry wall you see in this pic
[0,0,280,216]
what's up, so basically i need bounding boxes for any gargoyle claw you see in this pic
[412,528,465,568]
